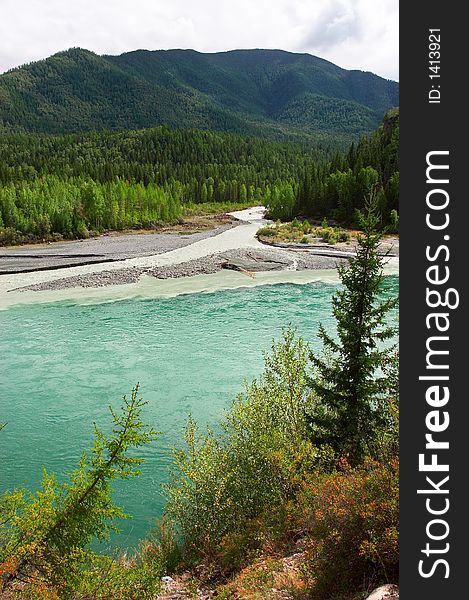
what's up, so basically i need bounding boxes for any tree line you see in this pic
[0,110,399,244]
[271,108,399,225]
[0,177,184,244]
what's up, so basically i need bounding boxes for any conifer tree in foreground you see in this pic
[0,386,158,597]
[309,189,398,464]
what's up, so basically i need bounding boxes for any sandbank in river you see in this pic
[0,207,399,309]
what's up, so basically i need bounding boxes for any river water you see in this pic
[0,276,398,551]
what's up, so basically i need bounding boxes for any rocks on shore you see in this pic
[19,247,349,292]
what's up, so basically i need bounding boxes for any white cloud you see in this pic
[0,0,398,80]
[301,1,362,49]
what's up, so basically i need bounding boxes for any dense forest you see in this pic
[0,48,398,144]
[292,107,399,223]
[0,127,323,187]
[0,109,399,244]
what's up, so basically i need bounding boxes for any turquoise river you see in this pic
[0,277,398,551]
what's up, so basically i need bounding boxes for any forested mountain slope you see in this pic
[0,109,399,243]
[0,48,398,144]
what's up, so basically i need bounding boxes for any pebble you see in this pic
[20,248,349,292]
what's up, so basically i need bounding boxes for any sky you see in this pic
[0,0,398,80]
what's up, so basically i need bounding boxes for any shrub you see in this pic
[389,209,399,233]
[162,329,318,566]
[0,227,25,246]
[302,458,399,599]
[337,229,350,242]
[320,227,338,244]
[76,221,90,239]
[76,554,161,600]
[256,226,277,238]
[49,233,64,243]
[36,215,52,238]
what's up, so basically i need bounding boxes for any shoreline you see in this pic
[0,264,399,311]
[0,207,399,309]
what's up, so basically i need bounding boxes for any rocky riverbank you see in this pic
[19,247,350,291]
[1,207,399,300]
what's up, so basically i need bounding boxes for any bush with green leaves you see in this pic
[312,225,350,245]
[319,227,338,244]
[0,386,159,599]
[75,553,161,600]
[255,225,277,238]
[163,329,328,567]
[389,209,399,233]
[291,218,301,229]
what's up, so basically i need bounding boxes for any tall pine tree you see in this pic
[309,189,398,464]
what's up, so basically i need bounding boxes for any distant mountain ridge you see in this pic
[0,48,398,143]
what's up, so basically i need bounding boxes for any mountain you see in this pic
[0,48,398,144]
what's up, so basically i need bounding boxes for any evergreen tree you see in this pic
[0,386,157,596]
[308,190,398,464]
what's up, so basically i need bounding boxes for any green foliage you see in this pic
[162,329,321,566]
[257,221,351,245]
[302,458,399,599]
[0,110,399,240]
[156,316,398,592]
[317,226,350,244]
[308,192,398,463]
[0,176,183,243]
[0,48,398,144]
[0,127,324,189]
[338,229,350,242]
[0,126,330,243]
[265,181,297,221]
[318,227,339,244]
[256,225,277,238]
[0,227,26,245]
[389,209,399,233]
[297,110,399,226]
[182,201,254,217]
[291,217,301,228]
[76,554,161,600]
[0,386,158,598]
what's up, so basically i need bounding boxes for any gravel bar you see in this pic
[21,247,350,291]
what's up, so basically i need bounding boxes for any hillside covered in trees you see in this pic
[0,48,398,144]
[0,109,399,244]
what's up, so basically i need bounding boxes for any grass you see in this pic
[215,554,309,599]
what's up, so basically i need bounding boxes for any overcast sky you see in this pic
[0,0,398,80]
